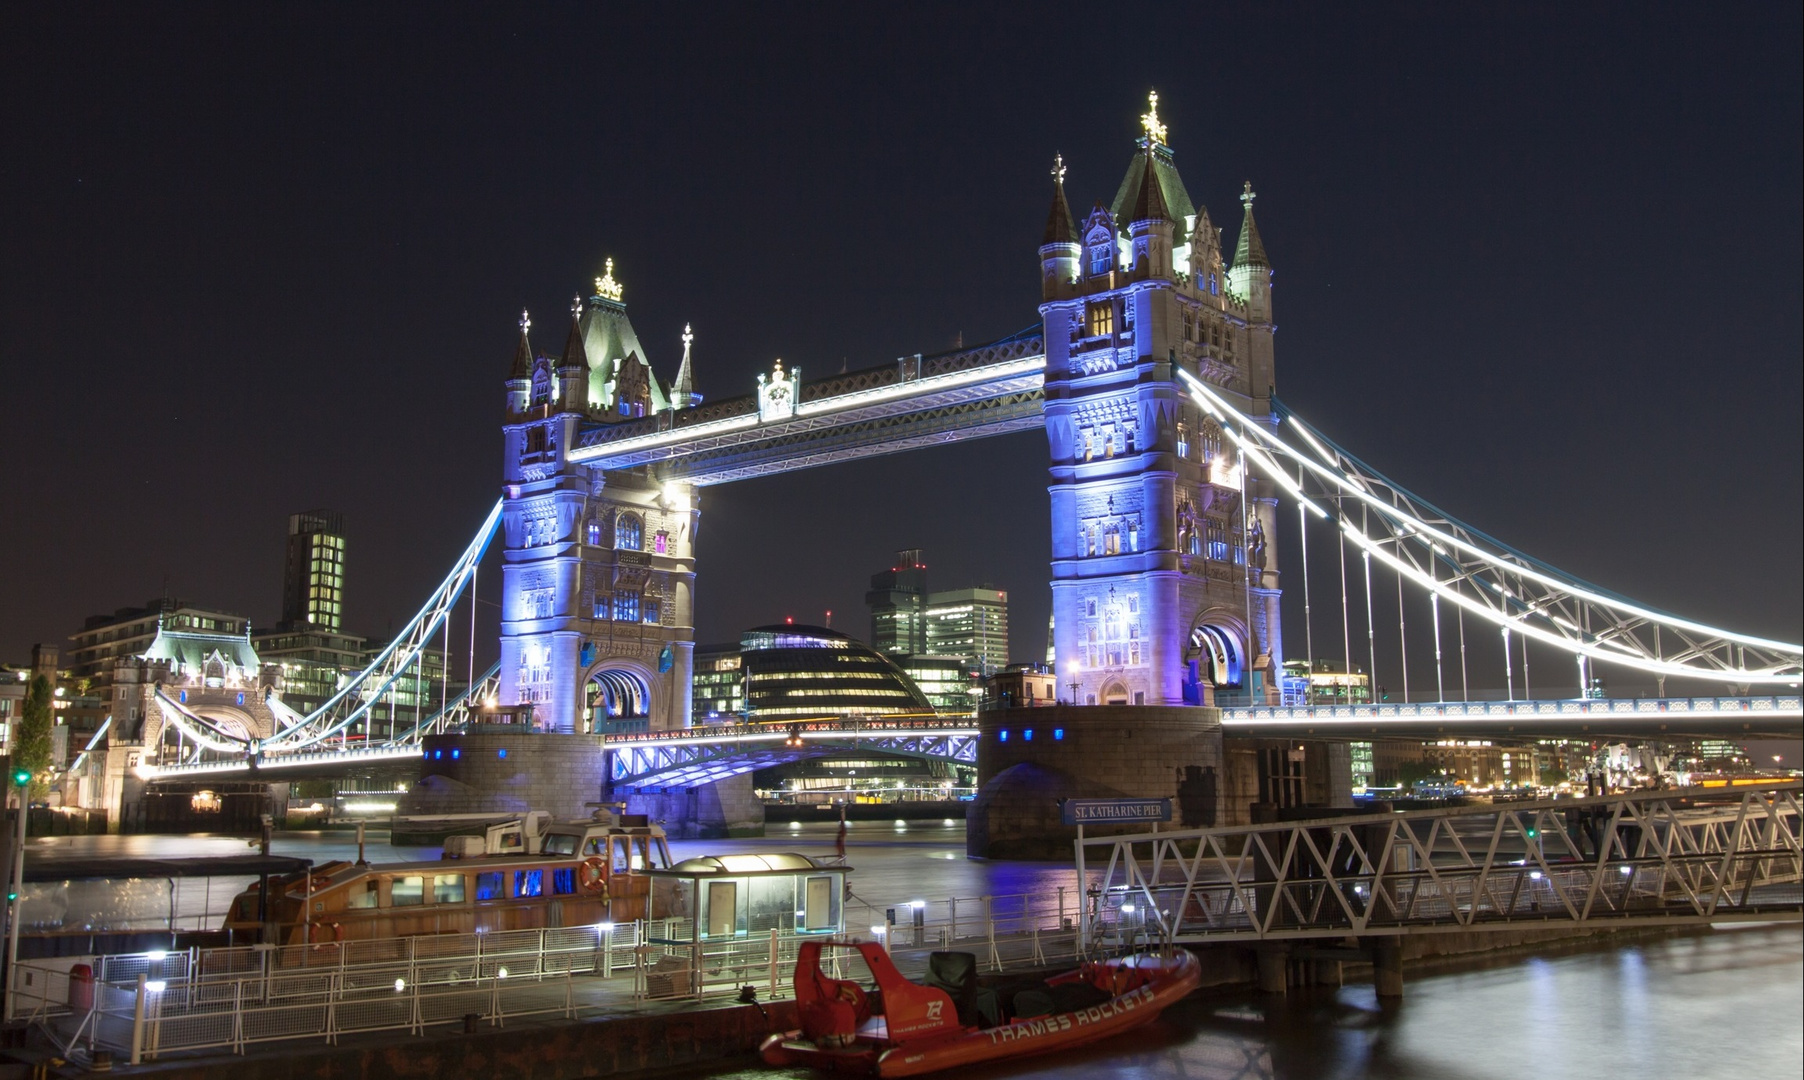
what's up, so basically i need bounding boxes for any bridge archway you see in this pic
[584,661,653,733]
[1183,611,1247,705]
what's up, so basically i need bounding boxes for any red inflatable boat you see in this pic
[759,940,1201,1077]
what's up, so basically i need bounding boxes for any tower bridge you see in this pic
[118,93,1800,841]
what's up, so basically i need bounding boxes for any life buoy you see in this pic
[578,856,609,897]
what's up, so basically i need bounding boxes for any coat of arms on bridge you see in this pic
[757,358,800,423]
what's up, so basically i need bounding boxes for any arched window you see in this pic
[615,513,642,551]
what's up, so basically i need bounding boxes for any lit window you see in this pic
[654,531,669,555]
[642,599,660,624]
[615,514,643,551]
[587,522,601,545]
[1085,299,1114,337]
[614,593,639,622]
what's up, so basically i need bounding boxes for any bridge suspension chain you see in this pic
[1178,371,1802,688]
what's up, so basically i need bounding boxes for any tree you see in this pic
[15,675,54,801]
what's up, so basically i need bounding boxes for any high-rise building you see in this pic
[691,642,745,723]
[924,587,1009,675]
[865,550,928,656]
[282,510,347,632]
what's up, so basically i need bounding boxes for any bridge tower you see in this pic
[498,262,700,735]
[1040,94,1284,708]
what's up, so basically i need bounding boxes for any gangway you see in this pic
[1079,782,1802,947]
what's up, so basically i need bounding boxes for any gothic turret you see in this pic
[557,298,588,412]
[505,310,533,414]
[1125,142,1175,279]
[670,323,701,410]
[582,258,670,420]
[1040,154,1081,300]
[1227,181,1272,322]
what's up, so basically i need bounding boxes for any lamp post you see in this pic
[5,764,31,1020]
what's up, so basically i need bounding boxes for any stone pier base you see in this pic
[618,774,764,839]
[398,732,608,821]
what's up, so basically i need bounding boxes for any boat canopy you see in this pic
[662,853,823,875]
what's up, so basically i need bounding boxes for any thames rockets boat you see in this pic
[759,940,1201,1077]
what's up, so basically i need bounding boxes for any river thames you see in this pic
[26,821,1804,1078]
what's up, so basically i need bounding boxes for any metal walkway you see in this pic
[1080,783,1803,946]
[606,716,978,788]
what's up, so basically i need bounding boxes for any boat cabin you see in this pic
[643,853,850,941]
[223,812,674,944]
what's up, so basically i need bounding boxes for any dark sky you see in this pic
[3,4,1799,699]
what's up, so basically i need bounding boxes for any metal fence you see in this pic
[13,888,1115,1064]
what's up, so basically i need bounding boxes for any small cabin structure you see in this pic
[643,853,850,941]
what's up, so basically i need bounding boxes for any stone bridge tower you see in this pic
[1040,94,1283,708]
[499,262,700,735]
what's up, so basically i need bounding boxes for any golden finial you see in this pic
[1051,153,1067,186]
[594,258,624,302]
[1141,90,1168,147]
[1240,180,1256,210]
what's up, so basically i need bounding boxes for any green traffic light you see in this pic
[10,770,29,787]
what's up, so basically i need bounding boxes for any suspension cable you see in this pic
[1298,461,1314,703]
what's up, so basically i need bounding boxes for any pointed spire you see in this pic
[671,323,697,405]
[1042,153,1077,245]
[509,309,533,379]
[1127,141,1170,226]
[559,297,587,371]
[1233,181,1269,269]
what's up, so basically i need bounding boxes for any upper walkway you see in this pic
[567,334,1045,484]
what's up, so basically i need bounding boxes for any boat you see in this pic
[222,810,676,944]
[758,940,1201,1077]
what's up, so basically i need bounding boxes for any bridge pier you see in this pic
[1372,941,1404,998]
[399,732,610,821]
[612,774,764,840]
[1255,946,1288,994]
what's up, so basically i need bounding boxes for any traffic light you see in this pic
[1379,686,1390,702]
[9,768,28,788]
[1525,825,1538,839]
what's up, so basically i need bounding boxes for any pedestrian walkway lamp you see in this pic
[5,765,30,1019]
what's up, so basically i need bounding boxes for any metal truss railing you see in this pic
[144,663,506,781]
[1221,693,1803,737]
[1080,783,1802,946]
[607,716,979,787]
[1178,372,1803,688]
[144,503,502,775]
[568,334,1046,482]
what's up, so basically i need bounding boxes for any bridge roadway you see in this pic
[138,694,1800,786]
[604,694,1803,788]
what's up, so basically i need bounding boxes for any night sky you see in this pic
[3,5,1799,700]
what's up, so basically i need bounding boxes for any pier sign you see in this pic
[1059,798,1171,826]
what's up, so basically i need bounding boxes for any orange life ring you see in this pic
[578,856,609,896]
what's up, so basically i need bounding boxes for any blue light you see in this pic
[451,748,461,760]
[1024,729,1034,741]
[497,748,508,759]
[999,730,1009,742]
[433,749,442,760]
[1054,728,1065,741]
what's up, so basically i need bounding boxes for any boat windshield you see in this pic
[541,834,579,856]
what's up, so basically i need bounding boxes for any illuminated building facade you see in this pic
[1041,93,1282,707]
[924,587,1009,675]
[281,510,346,632]
[499,265,700,732]
[865,550,929,656]
[691,642,745,723]
[739,625,933,721]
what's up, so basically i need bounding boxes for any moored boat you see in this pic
[223,810,675,944]
[759,940,1201,1077]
